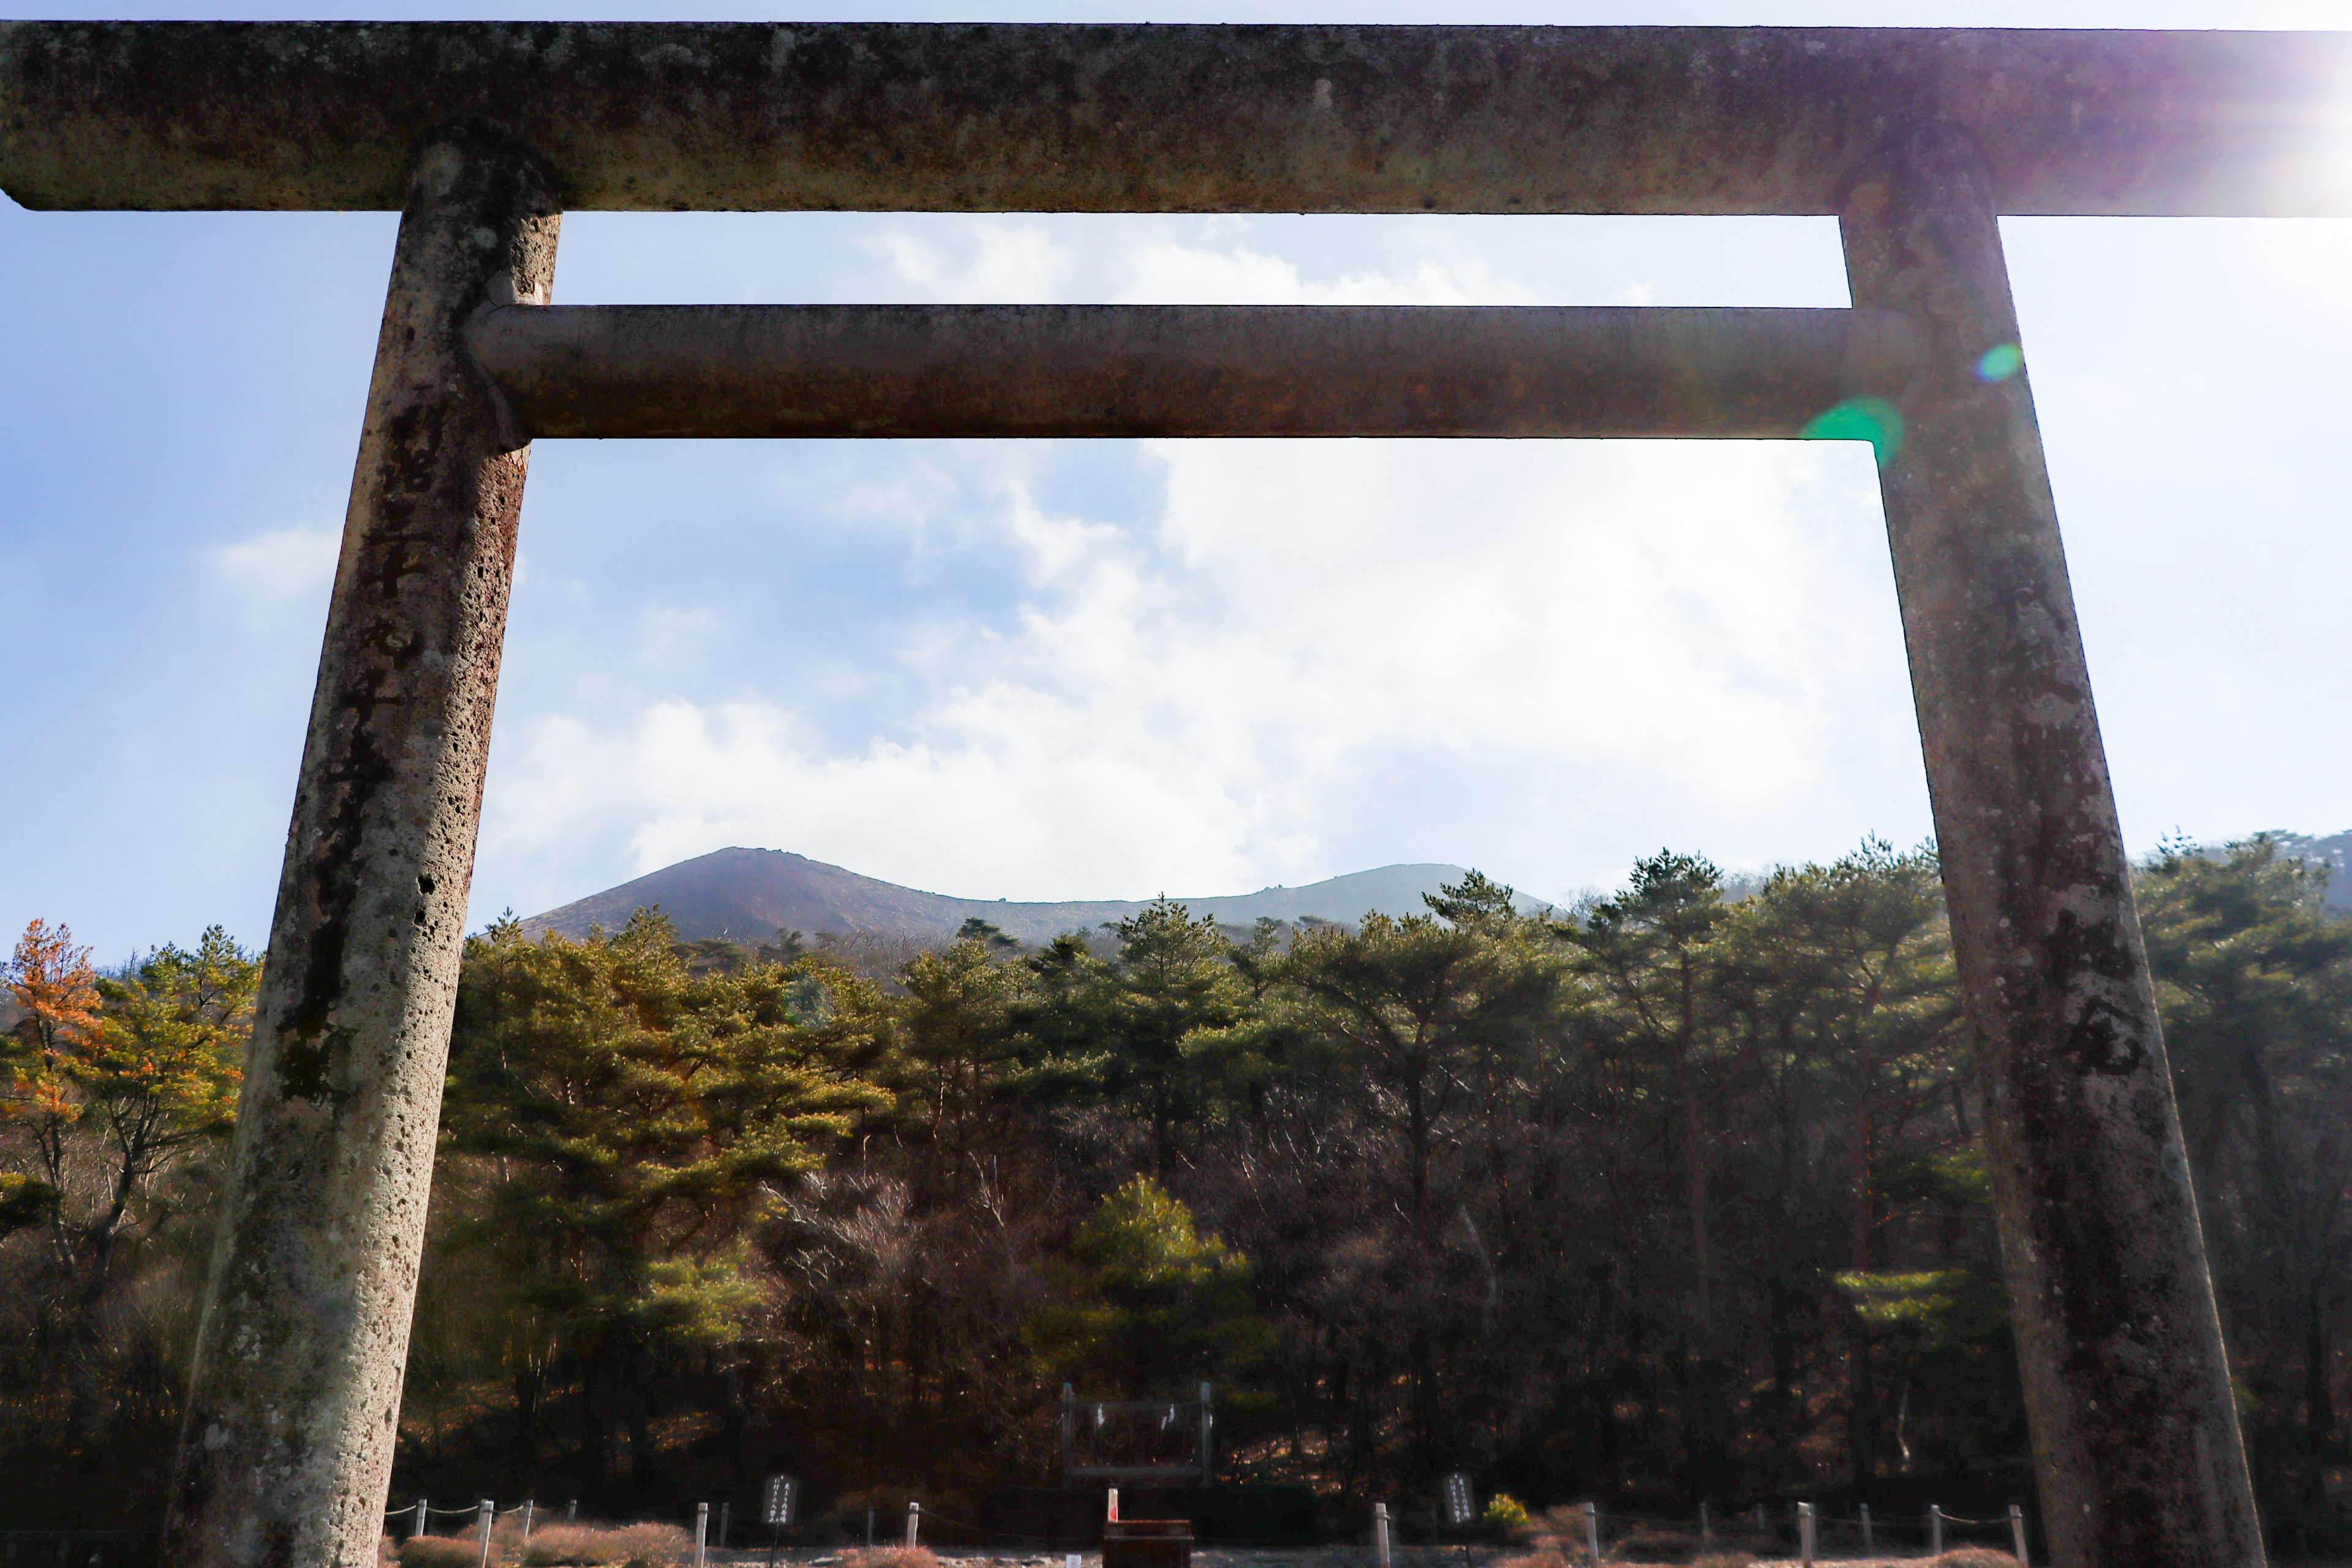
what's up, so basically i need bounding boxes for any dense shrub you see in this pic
[1483,1494,1531,1531]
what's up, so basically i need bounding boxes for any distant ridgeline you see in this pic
[2271,830,2352,913]
[516,832,2352,950]
[516,848,1550,948]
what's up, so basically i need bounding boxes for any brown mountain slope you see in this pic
[518,848,1506,946]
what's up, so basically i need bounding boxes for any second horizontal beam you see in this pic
[466,303,1924,441]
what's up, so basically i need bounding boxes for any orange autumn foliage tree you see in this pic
[4,919,255,1264]
[1,918,257,1457]
[1,918,105,1245]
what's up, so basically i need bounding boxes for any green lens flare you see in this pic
[1976,342,2025,382]
[1800,397,1905,469]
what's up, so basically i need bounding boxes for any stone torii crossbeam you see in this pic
[7,21,2344,1568]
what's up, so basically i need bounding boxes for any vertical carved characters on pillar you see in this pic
[164,126,559,1568]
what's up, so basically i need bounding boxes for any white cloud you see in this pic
[481,432,1921,911]
[862,221,1076,303]
[209,525,339,627]
[853,214,1539,308]
[492,693,1279,904]
[1112,241,1529,305]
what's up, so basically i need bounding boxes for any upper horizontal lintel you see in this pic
[466,301,1928,441]
[4,23,2351,217]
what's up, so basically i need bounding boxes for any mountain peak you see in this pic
[519,849,1502,946]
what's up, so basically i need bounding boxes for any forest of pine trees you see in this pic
[6,837,2351,1548]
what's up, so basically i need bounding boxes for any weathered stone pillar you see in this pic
[1843,130,2263,1568]
[164,127,558,1568]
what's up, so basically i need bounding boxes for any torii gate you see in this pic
[5,21,2340,1567]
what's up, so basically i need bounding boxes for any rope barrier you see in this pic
[1807,1510,2003,1526]
[919,1507,1160,1548]
[1494,1498,2030,1567]
[1581,1504,2013,1529]
[370,1495,2024,1560]
[908,1508,1063,1546]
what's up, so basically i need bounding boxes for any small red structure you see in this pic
[1104,1519,1194,1568]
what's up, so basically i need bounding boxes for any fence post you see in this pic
[475,1501,495,1568]
[693,1501,709,1568]
[718,1500,731,1550]
[1698,1502,1710,1542]
[1374,1502,1393,1568]
[907,1501,921,1548]
[568,1501,579,1523]
[2011,1504,2030,1567]
[1929,1504,1944,1557]
[1061,1384,1076,1487]
[1107,1488,1120,1525]
[1860,1504,1872,1554]
[1798,1502,1815,1568]
[1581,1502,1599,1565]
[414,1500,429,1541]
[522,1501,535,1544]
[1199,1381,1216,1488]
[865,1507,875,1547]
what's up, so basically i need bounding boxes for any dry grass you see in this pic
[1488,1531,2071,1568]
[1616,1536,1765,1566]
[399,1537,484,1568]
[1492,1545,1574,1568]
[838,1547,944,1568]
[517,1521,695,1567]
[517,1524,605,1565]
[1609,1528,1706,1562]
[1493,1509,1766,1568]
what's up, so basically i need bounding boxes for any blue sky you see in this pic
[5,0,2351,959]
